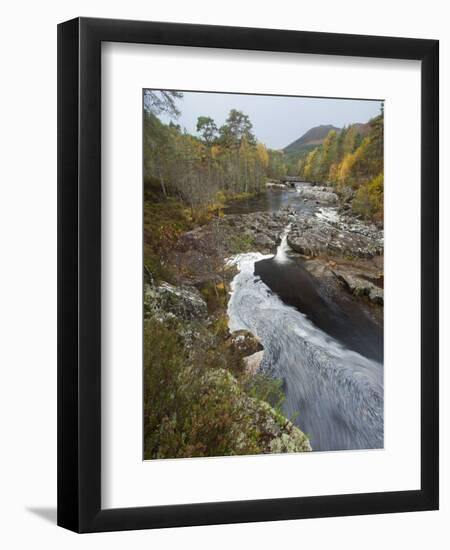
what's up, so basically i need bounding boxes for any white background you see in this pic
[0,0,448,548]
[102,43,421,508]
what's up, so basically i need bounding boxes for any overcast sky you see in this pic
[159,91,383,150]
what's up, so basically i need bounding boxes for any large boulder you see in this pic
[144,282,208,321]
[296,185,338,204]
[184,368,312,454]
[332,269,384,305]
[287,209,383,259]
[253,232,276,253]
[243,350,265,375]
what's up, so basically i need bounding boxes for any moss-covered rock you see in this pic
[174,368,311,456]
[144,282,208,321]
[227,329,264,356]
[143,278,311,459]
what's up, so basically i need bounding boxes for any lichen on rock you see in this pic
[144,281,208,322]
[243,350,265,375]
[227,329,264,356]
[180,368,312,455]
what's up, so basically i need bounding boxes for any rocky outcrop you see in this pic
[253,232,276,251]
[144,282,208,321]
[287,208,383,259]
[266,181,288,189]
[226,330,265,374]
[188,368,311,453]
[228,330,263,356]
[339,185,355,204]
[226,210,290,233]
[243,350,264,375]
[173,210,291,281]
[332,269,384,305]
[295,185,338,204]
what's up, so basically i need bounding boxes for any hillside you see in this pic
[282,122,373,175]
[297,112,384,221]
[350,122,371,137]
[283,124,340,154]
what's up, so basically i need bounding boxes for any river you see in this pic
[227,184,384,452]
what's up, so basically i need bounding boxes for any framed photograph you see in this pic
[57,17,439,532]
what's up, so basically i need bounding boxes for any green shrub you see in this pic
[143,198,193,283]
[143,316,308,459]
[230,232,256,253]
[143,319,261,458]
[200,281,228,313]
[243,371,285,412]
[352,173,383,221]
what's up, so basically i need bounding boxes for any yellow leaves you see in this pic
[328,162,338,182]
[256,142,269,169]
[239,135,251,156]
[367,173,384,213]
[334,136,379,189]
[337,152,356,185]
[303,149,319,181]
[214,190,226,203]
[210,144,222,160]
[352,173,384,220]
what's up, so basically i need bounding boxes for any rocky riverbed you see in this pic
[172,187,384,308]
[164,184,384,373]
[223,186,384,451]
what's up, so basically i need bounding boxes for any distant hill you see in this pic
[350,122,371,137]
[283,122,371,155]
[283,124,340,154]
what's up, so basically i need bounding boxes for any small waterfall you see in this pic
[274,224,291,264]
[227,242,384,452]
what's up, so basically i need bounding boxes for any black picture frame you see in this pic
[57,16,439,533]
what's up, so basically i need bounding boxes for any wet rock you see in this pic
[369,286,384,305]
[228,329,263,356]
[144,282,208,321]
[332,269,384,305]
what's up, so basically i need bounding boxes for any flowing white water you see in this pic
[227,235,384,452]
[274,224,291,264]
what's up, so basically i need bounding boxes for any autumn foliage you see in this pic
[298,110,384,221]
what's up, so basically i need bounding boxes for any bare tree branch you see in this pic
[143,90,183,118]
